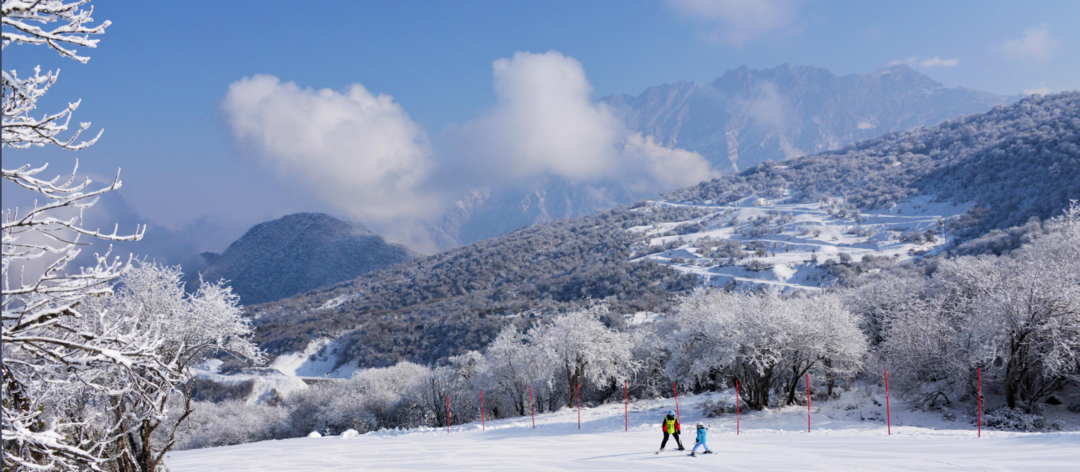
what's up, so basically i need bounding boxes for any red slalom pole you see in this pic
[673,381,681,424]
[978,368,982,438]
[446,394,450,434]
[529,385,535,429]
[624,381,629,432]
[577,382,581,430]
[884,370,891,436]
[806,373,811,433]
[735,379,740,436]
[480,390,485,432]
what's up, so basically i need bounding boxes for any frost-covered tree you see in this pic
[532,305,634,408]
[882,204,1080,412]
[968,205,1080,411]
[3,4,265,470]
[79,263,263,472]
[667,290,866,409]
[776,295,867,403]
[482,325,553,416]
[1,1,151,469]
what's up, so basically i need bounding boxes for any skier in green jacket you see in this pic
[657,410,685,452]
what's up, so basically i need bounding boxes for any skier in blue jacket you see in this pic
[689,424,713,456]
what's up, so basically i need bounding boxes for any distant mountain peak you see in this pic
[194,212,418,305]
[604,63,1013,175]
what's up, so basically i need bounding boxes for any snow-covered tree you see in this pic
[775,295,866,404]
[968,205,1080,410]
[78,263,263,472]
[667,290,866,409]
[882,203,1080,411]
[482,325,553,416]
[532,305,634,408]
[3,3,266,470]
[1,1,152,469]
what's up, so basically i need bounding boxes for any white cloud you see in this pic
[1000,24,1058,63]
[1023,86,1050,96]
[449,51,717,191]
[666,0,801,46]
[887,56,959,68]
[919,57,959,68]
[221,75,438,223]
[888,57,918,67]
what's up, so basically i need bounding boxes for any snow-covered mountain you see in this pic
[190,213,419,305]
[431,64,1012,249]
[250,92,1077,370]
[604,63,1013,174]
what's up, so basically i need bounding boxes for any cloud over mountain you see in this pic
[221,75,439,223]
[446,51,715,191]
[1000,24,1058,63]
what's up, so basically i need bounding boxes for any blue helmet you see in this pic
[668,410,675,416]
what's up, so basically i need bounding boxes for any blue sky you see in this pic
[4,0,1078,255]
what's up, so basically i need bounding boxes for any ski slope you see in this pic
[166,390,1080,471]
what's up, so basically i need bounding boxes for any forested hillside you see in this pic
[248,93,1079,370]
[668,92,1080,239]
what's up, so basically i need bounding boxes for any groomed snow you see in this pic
[167,390,1079,471]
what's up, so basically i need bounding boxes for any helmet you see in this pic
[668,410,675,416]
[696,423,704,429]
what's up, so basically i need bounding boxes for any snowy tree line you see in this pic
[854,204,1080,414]
[3,3,262,470]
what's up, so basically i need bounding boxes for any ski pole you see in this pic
[673,381,680,424]
[807,373,811,433]
[978,368,982,438]
[884,370,891,436]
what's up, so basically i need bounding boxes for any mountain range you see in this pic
[430,64,1013,249]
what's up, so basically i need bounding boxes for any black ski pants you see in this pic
[660,431,684,450]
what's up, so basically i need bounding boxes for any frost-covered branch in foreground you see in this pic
[2,0,109,150]
[1,1,154,470]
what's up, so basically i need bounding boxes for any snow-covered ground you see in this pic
[630,194,973,293]
[167,389,1079,471]
[192,338,362,404]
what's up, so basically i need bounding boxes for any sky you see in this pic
[3,0,1079,259]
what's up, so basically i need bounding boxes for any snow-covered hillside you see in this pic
[632,194,973,292]
[167,389,1080,471]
